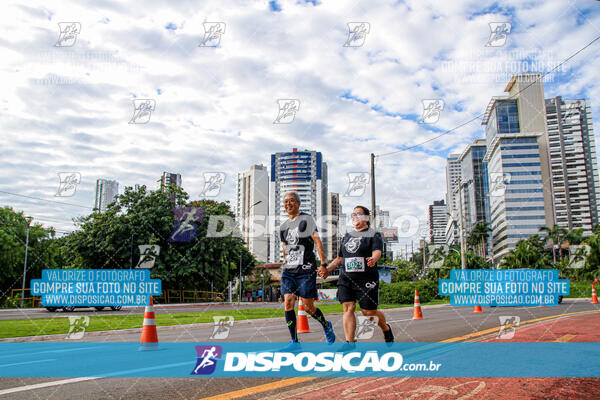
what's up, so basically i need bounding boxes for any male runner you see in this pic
[279,191,335,349]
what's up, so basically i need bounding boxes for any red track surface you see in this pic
[278,311,600,399]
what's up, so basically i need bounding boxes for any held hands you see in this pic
[318,266,329,279]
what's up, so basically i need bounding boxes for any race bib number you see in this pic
[285,248,304,267]
[344,257,365,272]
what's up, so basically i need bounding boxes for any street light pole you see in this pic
[370,153,376,229]
[20,217,32,308]
[260,273,264,302]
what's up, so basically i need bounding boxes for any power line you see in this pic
[0,190,92,209]
[376,34,600,159]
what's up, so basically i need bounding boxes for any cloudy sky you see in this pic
[1,0,599,255]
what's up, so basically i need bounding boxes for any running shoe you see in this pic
[323,321,336,344]
[384,324,394,343]
[338,341,357,353]
[279,340,302,352]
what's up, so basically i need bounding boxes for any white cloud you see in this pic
[1,0,599,254]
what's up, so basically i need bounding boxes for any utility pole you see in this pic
[453,178,471,270]
[370,153,376,229]
[237,200,262,303]
[20,217,32,308]
[239,252,242,303]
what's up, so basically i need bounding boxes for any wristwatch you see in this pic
[321,263,327,268]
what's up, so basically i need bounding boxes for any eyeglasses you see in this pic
[283,200,297,204]
[351,213,366,218]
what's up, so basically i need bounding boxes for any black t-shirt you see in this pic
[280,212,318,274]
[337,227,383,284]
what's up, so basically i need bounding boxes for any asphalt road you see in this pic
[0,299,598,399]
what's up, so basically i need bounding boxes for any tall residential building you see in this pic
[445,154,461,245]
[94,179,119,213]
[160,172,182,191]
[445,154,462,216]
[458,139,490,234]
[269,148,328,262]
[375,205,391,229]
[545,97,600,235]
[236,165,269,262]
[326,192,341,261]
[429,200,448,245]
[482,73,555,260]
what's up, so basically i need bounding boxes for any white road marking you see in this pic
[0,377,98,396]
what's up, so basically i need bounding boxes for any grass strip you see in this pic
[0,300,449,339]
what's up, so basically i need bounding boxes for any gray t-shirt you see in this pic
[279,212,318,274]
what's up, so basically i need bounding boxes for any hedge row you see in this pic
[379,280,442,304]
[379,280,594,303]
[566,281,597,298]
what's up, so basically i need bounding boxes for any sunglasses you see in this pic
[351,213,367,218]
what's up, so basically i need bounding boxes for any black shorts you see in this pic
[281,271,318,299]
[337,278,379,310]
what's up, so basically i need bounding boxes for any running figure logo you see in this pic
[344,22,370,47]
[355,316,378,340]
[489,172,511,198]
[55,172,81,197]
[191,345,222,375]
[497,316,520,339]
[199,22,226,47]
[129,99,156,124]
[136,245,160,268]
[199,172,226,197]
[210,316,234,339]
[344,172,370,197]
[345,237,361,253]
[55,22,81,47]
[168,206,204,242]
[65,316,89,339]
[273,99,300,124]
[486,22,511,47]
[569,244,590,269]
[419,99,444,124]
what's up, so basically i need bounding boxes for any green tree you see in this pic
[467,222,491,257]
[501,234,552,269]
[539,224,568,262]
[390,259,420,282]
[566,228,585,245]
[0,207,57,303]
[61,185,256,292]
[581,232,600,281]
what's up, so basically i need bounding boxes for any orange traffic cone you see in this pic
[413,290,423,320]
[140,296,159,350]
[297,298,311,333]
[473,305,483,313]
[592,285,599,304]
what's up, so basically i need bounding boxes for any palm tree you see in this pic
[584,233,600,281]
[467,222,491,258]
[565,228,584,245]
[501,236,552,269]
[539,225,568,263]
